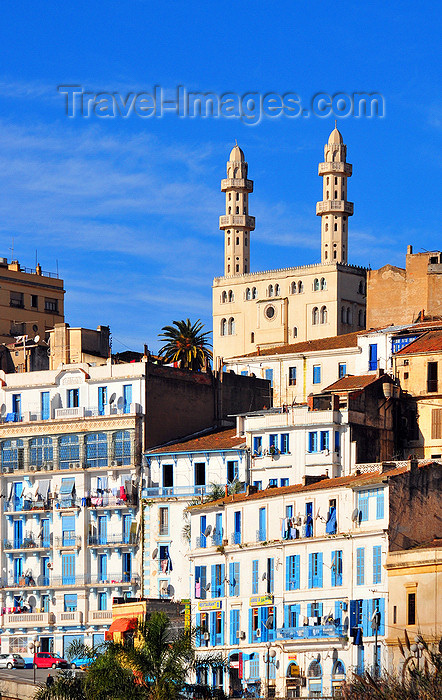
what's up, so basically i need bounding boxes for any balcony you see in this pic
[221,178,253,192]
[60,611,83,625]
[3,536,53,551]
[195,536,207,549]
[142,485,209,499]
[89,574,140,586]
[4,574,51,588]
[55,536,82,549]
[318,162,352,175]
[88,610,113,624]
[219,214,255,230]
[4,499,50,514]
[256,529,266,542]
[87,534,138,547]
[316,200,354,215]
[2,611,55,629]
[277,624,345,641]
[55,407,85,420]
[230,532,241,545]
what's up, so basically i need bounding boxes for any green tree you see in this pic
[158,319,212,371]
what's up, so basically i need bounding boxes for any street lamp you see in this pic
[263,643,276,699]
[410,636,425,672]
[28,638,40,684]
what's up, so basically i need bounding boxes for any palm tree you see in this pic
[33,670,87,700]
[158,319,212,371]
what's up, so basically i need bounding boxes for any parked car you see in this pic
[33,652,70,669]
[0,653,26,669]
[69,656,94,669]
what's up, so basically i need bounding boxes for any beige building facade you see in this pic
[213,128,366,369]
[0,257,65,345]
[367,247,442,329]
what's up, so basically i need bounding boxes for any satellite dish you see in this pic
[265,616,274,629]
[109,393,116,404]
[204,525,212,537]
[204,583,211,591]
[351,508,360,522]
[33,335,40,343]
[152,548,158,560]
[261,572,267,581]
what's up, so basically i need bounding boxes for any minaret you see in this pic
[220,144,255,276]
[316,124,353,264]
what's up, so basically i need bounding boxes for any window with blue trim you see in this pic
[269,434,278,453]
[253,436,262,456]
[269,478,278,487]
[308,552,323,588]
[98,386,107,415]
[253,480,262,490]
[85,433,107,468]
[280,433,289,453]
[358,491,369,521]
[114,431,131,465]
[286,555,300,590]
[392,336,418,353]
[67,388,79,408]
[41,392,50,420]
[229,562,240,596]
[195,565,207,599]
[356,547,365,585]
[64,594,77,612]
[1,439,24,471]
[248,654,259,679]
[308,431,318,452]
[211,564,224,598]
[30,437,53,467]
[338,363,346,378]
[265,369,273,387]
[368,344,378,371]
[331,550,343,586]
[98,592,107,611]
[280,478,289,487]
[313,365,321,384]
[320,431,329,451]
[59,435,80,469]
[289,366,297,385]
[230,609,240,645]
[373,546,382,584]
[252,560,258,594]
[376,489,384,519]
[123,384,132,413]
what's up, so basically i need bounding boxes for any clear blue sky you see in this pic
[0,1,440,354]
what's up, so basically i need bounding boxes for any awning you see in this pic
[59,478,75,495]
[107,617,137,634]
[37,479,50,499]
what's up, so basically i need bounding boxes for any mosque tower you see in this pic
[220,144,255,276]
[317,124,354,264]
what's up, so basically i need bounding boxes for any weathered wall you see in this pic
[144,364,270,449]
[388,463,442,551]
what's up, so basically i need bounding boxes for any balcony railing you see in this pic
[88,534,138,547]
[55,536,82,548]
[88,610,113,623]
[196,536,206,549]
[3,535,52,550]
[60,611,83,624]
[230,532,241,545]
[277,624,345,641]
[88,574,140,586]
[256,529,266,542]
[2,612,55,628]
[4,498,50,513]
[211,533,222,546]
[141,485,209,499]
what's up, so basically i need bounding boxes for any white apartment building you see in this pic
[142,428,248,603]
[188,469,391,698]
[0,362,145,661]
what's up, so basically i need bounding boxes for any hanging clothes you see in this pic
[326,506,337,534]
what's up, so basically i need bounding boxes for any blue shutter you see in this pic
[376,489,384,519]
[285,556,290,590]
[248,609,253,643]
[308,553,313,588]
[210,611,216,646]
[317,552,323,587]
[220,611,225,645]
[229,562,234,596]
[41,392,50,420]
[362,599,370,638]
[349,600,357,635]
[234,562,240,596]
[260,607,267,642]
[378,598,385,635]
[252,560,258,594]
[220,564,225,597]
[284,605,289,628]
[334,601,342,624]
[268,558,274,593]
[211,565,216,598]
[230,610,235,645]
[294,555,300,589]
[307,603,312,618]
[196,613,201,647]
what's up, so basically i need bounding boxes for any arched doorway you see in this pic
[331,659,346,697]
[307,660,322,697]
[285,661,301,698]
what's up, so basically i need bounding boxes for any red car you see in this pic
[33,652,70,669]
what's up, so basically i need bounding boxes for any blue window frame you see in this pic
[308,552,323,588]
[227,460,239,483]
[269,434,278,452]
[249,654,259,679]
[265,369,273,387]
[1,439,23,471]
[286,555,300,590]
[13,557,23,584]
[114,430,131,465]
[85,433,107,468]
[267,558,274,594]
[195,565,207,599]
[122,552,131,582]
[285,603,300,628]
[258,507,266,541]
[308,431,318,452]
[67,388,79,408]
[62,515,76,546]
[356,547,365,585]
[358,491,369,521]
[13,519,23,548]
[253,480,262,490]
[233,511,241,544]
[269,478,278,487]
[211,564,224,598]
[30,437,53,467]
[41,392,50,420]
[98,553,107,582]
[62,553,76,585]
[289,366,297,385]
[199,516,207,548]
[338,363,346,378]
[252,560,258,594]
[320,431,329,451]
[334,430,341,452]
[280,478,289,487]
[331,550,343,586]
[41,519,50,548]
[229,562,240,596]
[313,365,321,384]
[373,546,382,584]
[230,609,240,645]
[305,502,313,537]
[98,386,107,415]
[280,433,289,453]
[376,489,384,519]
[98,592,107,611]
[123,514,132,543]
[253,436,262,456]
[369,344,378,371]
[12,394,21,420]
[64,594,77,612]
[123,384,132,413]
[59,435,79,469]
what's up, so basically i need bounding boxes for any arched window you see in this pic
[236,192,239,200]
[275,284,280,296]
[228,317,235,335]
[358,280,364,294]
[268,285,274,297]
[235,264,239,272]
[252,287,257,299]
[298,281,304,293]
[291,281,297,294]
[59,435,80,470]
[320,306,328,324]
[221,291,227,303]
[236,207,239,214]
[293,326,298,338]
[30,437,53,467]
[308,661,322,678]
[245,288,251,300]
[312,307,319,325]
[341,307,346,323]
[347,307,352,324]
[313,278,320,291]
[332,660,345,677]
[1,438,24,471]
[320,278,327,290]
[85,433,108,468]
[220,318,227,336]
[228,290,234,302]
[113,430,131,465]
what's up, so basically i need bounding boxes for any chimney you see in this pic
[224,484,228,497]
[407,245,413,255]
[407,459,418,472]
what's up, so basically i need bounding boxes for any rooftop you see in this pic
[394,330,442,356]
[146,427,245,455]
[238,331,361,359]
[323,373,382,392]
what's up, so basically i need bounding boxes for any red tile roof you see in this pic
[238,331,361,359]
[394,330,442,356]
[323,374,381,392]
[147,427,245,454]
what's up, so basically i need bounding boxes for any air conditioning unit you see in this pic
[74,463,80,468]
[255,629,261,637]
[29,465,36,472]
[203,632,210,641]
[111,461,117,467]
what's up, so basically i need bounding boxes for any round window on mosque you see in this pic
[265,305,276,320]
